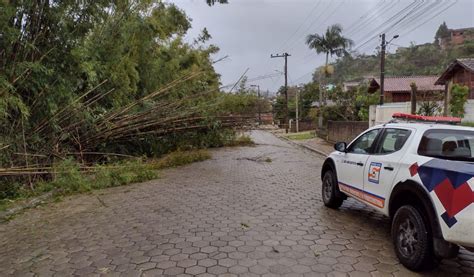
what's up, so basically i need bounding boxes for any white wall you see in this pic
[463,100,474,122]
[369,102,411,127]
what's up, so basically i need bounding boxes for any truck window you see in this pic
[347,129,380,154]
[418,129,474,161]
[375,128,411,154]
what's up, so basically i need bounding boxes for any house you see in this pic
[368,76,444,102]
[311,99,336,108]
[343,81,360,92]
[439,27,474,50]
[435,58,474,98]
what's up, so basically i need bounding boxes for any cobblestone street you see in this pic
[0,130,473,276]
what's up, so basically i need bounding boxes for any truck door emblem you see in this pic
[368,162,382,184]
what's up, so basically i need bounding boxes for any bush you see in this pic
[34,158,158,195]
[151,149,211,169]
[223,134,254,147]
[461,121,474,127]
[450,84,469,118]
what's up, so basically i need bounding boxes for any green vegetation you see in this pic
[0,148,216,212]
[273,83,319,124]
[207,0,228,5]
[306,24,353,128]
[277,22,473,128]
[306,24,354,76]
[326,33,474,84]
[450,84,469,118]
[151,150,211,169]
[0,1,260,202]
[435,22,449,43]
[285,131,315,140]
[224,134,255,147]
[461,122,474,127]
[0,158,157,211]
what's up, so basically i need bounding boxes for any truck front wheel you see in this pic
[322,170,344,209]
[392,205,440,271]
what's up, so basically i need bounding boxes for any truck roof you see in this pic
[374,122,474,132]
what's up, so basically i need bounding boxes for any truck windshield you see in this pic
[418,129,474,162]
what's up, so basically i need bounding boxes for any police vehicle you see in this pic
[321,113,474,271]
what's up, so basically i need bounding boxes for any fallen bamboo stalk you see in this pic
[32,79,109,134]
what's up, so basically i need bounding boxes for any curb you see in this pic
[275,134,329,157]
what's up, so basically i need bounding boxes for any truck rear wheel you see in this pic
[392,205,439,271]
[322,170,344,209]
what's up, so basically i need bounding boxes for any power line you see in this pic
[277,0,323,53]
[399,0,458,38]
[346,0,401,40]
[389,0,444,35]
[291,71,314,85]
[297,1,421,81]
[289,0,459,89]
[282,0,335,53]
[344,0,387,34]
[220,72,283,89]
[299,0,401,65]
[353,0,422,52]
[356,0,451,53]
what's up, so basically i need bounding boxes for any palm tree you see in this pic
[306,24,353,128]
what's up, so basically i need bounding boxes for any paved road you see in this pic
[1,131,473,276]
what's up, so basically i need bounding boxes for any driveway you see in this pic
[0,130,473,276]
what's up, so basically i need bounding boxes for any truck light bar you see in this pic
[392,113,461,125]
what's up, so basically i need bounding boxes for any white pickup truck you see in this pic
[321,118,474,271]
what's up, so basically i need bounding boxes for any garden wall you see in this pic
[327,121,369,143]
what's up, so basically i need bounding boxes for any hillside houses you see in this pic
[439,27,474,50]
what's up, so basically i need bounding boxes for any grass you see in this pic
[461,121,474,127]
[0,150,212,214]
[150,149,211,169]
[223,134,255,147]
[0,199,13,212]
[284,131,315,140]
[40,159,158,195]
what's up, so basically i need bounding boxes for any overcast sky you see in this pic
[169,0,474,93]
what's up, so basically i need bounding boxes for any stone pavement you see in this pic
[0,130,473,276]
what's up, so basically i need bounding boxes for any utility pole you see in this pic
[379,33,386,106]
[251,85,261,125]
[296,85,301,133]
[271,52,291,133]
[379,34,399,105]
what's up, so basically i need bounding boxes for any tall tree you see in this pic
[305,24,353,128]
[435,22,449,45]
[206,0,228,6]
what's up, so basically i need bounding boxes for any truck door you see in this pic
[336,128,381,197]
[363,128,412,211]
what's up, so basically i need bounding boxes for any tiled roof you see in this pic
[372,75,444,92]
[458,58,474,71]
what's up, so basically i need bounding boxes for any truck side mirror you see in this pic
[334,142,347,152]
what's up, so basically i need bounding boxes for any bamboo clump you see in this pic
[1,71,254,178]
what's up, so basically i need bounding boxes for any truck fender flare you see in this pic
[389,180,441,237]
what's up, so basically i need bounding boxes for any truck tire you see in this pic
[392,205,440,271]
[322,170,344,209]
